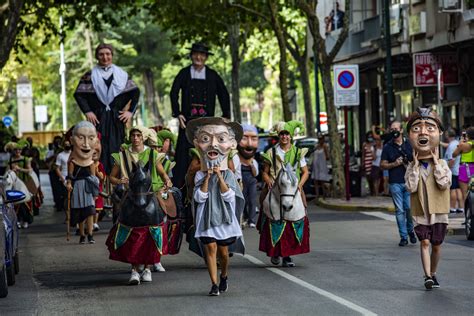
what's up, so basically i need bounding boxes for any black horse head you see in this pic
[118,160,165,227]
[129,161,152,194]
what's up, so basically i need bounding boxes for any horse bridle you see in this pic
[269,175,300,222]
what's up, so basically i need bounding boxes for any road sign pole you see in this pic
[344,107,351,201]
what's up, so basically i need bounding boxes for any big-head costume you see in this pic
[69,121,100,226]
[170,43,230,189]
[74,44,140,174]
[405,107,451,245]
[259,120,310,258]
[186,117,245,255]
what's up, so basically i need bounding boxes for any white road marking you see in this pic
[243,254,378,316]
[361,211,396,222]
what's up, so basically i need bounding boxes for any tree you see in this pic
[107,9,175,126]
[297,0,350,197]
[232,0,292,121]
[152,0,258,123]
[0,1,138,72]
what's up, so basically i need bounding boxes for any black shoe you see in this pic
[282,256,295,267]
[398,239,408,247]
[87,235,95,244]
[208,284,219,296]
[219,275,228,292]
[431,275,440,288]
[79,236,86,244]
[409,232,417,244]
[424,276,434,290]
[270,256,281,265]
[456,209,464,213]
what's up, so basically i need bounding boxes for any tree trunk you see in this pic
[320,62,345,197]
[0,0,25,71]
[296,57,315,137]
[227,23,242,123]
[268,0,291,121]
[142,68,163,126]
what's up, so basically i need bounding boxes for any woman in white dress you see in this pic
[311,133,331,197]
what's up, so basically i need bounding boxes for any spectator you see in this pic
[330,2,345,31]
[453,126,474,209]
[443,129,463,213]
[371,137,384,196]
[381,120,416,247]
[311,133,331,198]
[362,131,375,196]
[0,142,10,175]
[55,140,72,213]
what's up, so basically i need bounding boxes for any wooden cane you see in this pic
[66,190,71,241]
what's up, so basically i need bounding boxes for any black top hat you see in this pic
[188,42,214,56]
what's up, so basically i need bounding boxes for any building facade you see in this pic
[324,0,474,148]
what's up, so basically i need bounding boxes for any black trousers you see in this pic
[173,127,193,189]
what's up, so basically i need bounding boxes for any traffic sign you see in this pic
[334,65,359,106]
[2,116,13,127]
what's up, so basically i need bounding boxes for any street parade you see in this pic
[1,1,474,315]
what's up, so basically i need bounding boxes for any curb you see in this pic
[315,198,395,213]
[316,198,465,236]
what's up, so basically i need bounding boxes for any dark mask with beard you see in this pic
[237,144,257,159]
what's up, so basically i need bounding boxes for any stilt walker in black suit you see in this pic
[170,42,230,189]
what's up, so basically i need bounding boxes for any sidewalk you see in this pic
[316,195,465,236]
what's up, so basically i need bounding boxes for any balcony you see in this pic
[326,15,381,60]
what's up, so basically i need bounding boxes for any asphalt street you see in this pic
[2,174,474,316]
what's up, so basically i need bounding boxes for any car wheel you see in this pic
[0,265,8,298]
[466,193,474,240]
[6,261,15,286]
[14,252,19,274]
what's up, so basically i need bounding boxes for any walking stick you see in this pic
[66,190,71,241]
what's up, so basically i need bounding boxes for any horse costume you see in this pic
[106,152,169,265]
[259,121,310,260]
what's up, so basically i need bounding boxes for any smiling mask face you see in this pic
[71,125,98,166]
[193,124,237,171]
[408,119,441,160]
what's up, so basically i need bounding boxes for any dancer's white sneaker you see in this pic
[141,268,152,282]
[129,270,140,285]
[153,262,166,272]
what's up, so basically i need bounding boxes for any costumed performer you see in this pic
[74,43,140,174]
[259,120,310,267]
[65,121,100,244]
[106,126,173,285]
[405,107,451,290]
[170,42,230,190]
[186,117,244,296]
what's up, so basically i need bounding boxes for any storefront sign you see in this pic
[413,52,459,87]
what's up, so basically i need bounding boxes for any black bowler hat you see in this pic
[188,42,214,56]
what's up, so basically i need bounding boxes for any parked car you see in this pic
[0,178,24,297]
[294,137,319,158]
[0,211,7,298]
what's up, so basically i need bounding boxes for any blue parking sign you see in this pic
[2,116,13,127]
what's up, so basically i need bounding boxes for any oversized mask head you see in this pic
[71,121,98,166]
[186,117,243,171]
[238,124,259,159]
[407,107,443,160]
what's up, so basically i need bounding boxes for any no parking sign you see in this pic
[334,65,359,107]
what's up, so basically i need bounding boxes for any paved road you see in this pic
[2,175,474,315]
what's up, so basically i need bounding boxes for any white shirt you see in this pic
[275,145,307,167]
[193,171,243,240]
[190,66,206,80]
[55,151,71,179]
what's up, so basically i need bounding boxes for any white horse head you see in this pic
[3,170,32,203]
[263,163,305,222]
